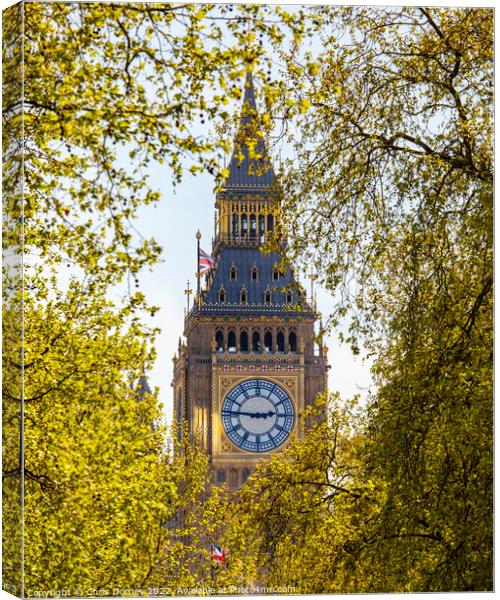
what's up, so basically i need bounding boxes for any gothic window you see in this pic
[251,265,259,282]
[264,330,273,353]
[218,287,226,303]
[241,214,248,238]
[286,290,293,304]
[252,330,260,352]
[230,264,237,280]
[272,268,279,281]
[277,330,285,353]
[264,287,272,304]
[240,330,249,352]
[232,214,238,240]
[229,468,239,487]
[289,330,298,353]
[216,470,226,484]
[250,214,256,239]
[228,330,236,352]
[215,329,224,352]
[258,214,265,242]
[240,286,247,304]
[242,468,251,483]
[267,214,274,232]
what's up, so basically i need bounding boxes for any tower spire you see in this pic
[223,71,276,193]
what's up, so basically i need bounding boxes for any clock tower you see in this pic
[172,72,327,490]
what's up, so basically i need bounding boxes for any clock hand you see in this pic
[230,410,275,419]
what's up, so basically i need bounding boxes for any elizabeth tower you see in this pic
[172,73,327,490]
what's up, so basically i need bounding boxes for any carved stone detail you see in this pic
[220,377,232,395]
[221,440,232,453]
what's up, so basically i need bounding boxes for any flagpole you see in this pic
[196,230,201,296]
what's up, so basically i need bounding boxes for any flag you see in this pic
[211,544,227,568]
[199,247,215,275]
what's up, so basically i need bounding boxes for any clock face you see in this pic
[221,379,295,453]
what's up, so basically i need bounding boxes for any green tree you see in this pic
[4,1,305,279]
[219,397,385,593]
[271,6,493,591]
[2,2,305,592]
[3,269,213,593]
[277,6,492,342]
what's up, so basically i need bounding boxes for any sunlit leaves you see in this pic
[268,6,493,591]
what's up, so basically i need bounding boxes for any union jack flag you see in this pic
[211,544,227,568]
[199,247,215,275]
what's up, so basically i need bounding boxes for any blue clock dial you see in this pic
[221,379,295,453]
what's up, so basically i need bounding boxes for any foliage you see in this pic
[2,4,24,593]
[363,244,493,591]
[269,6,493,592]
[3,1,305,281]
[2,269,207,593]
[2,2,305,593]
[277,6,492,340]
[150,479,230,593]
[218,397,385,593]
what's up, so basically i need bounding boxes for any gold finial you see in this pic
[196,230,201,241]
[184,280,193,312]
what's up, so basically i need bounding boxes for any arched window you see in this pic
[264,330,273,353]
[252,330,260,352]
[240,330,248,352]
[277,330,285,353]
[251,265,258,282]
[264,288,272,304]
[258,214,265,242]
[267,214,274,232]
[229,468,239,487]
[241,214,248,238]
[218,287,226,303]
[286,291,293,304]
[230,264,237,280]
[240,286,247,304]
[228,330,236,352]
[216,470,226,484]
[215,329,224,352]
[273,268,279,281]
[232,214,239,240]
[250,214,256,239]
[242,468,251,483]
[289,330,297,353]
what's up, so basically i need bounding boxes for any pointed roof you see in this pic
[223,71,277,193]
[135,374,152,401]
